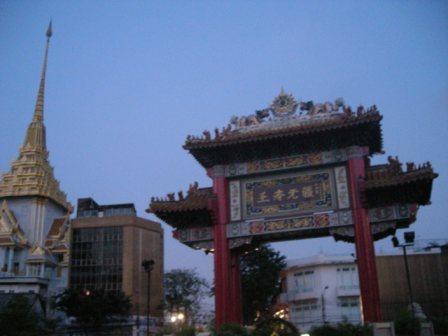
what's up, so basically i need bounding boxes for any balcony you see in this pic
[283,289,319,302]
[0,272,50,285]
[336,285,360,297]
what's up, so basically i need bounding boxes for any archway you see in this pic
[148,91,437,328]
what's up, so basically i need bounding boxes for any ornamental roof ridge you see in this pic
[366,157,437,181]
[148,183,214,215]
[150,183,213,204]
[184,91,381,147]
[366,158,438,190]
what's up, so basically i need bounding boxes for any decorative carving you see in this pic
[387,156,402,174]
[188,181,199,195]
[184,90,382,142]
[178,191,184,200]
[0,200,27,247]
[270,89,298,117]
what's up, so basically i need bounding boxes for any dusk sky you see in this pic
[1,1,447,285]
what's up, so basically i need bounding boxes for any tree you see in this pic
[55,288,131,331]
[240,244,287,324]
[0,294,47,336]
[164,269,210,323]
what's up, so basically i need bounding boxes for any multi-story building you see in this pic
[278,254,362,332]
[0,23,71,314]
[376,245,448,321]
[278,247,448,332]
[69,198,164,318]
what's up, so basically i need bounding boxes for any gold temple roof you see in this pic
[0,23,72,212]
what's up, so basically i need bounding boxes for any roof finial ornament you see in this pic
[33,21,52,122]
[46,20,53,39]
[270,89,298,117]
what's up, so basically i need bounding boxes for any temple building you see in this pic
[70,198,164,319]
[0,23,72,311]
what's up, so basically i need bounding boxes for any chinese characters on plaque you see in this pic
[243,171,334,218]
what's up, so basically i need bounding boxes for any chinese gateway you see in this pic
[148,91,437,327]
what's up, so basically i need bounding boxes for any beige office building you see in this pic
[70,198,163,318]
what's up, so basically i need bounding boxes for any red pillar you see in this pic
[230,251,243,324]
[211,173,243,328]
[212,174,231,328]
[347,155,382,323]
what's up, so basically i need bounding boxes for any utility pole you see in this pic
[392,231,417,335]
[142,260,155,336]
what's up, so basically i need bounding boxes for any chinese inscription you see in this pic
[229,180,241,221]
[243,171,334,218]
[335,166,350,209]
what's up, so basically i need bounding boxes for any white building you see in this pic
[0,23,71,315]
[278,254,361,332]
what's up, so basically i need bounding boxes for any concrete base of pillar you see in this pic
[372,322,395,336]
[420,322,435,336]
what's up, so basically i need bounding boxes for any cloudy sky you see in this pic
[1,1,447,284]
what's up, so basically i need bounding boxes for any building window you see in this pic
[291,299,320,324]
[104,207,135,217]
[337,296,361,322]
[294,270,315,293]
[78,210,98,218]
[28,264,40,276]
[336,266,359,289]
[13,262,20,275]
[70,227,123,294]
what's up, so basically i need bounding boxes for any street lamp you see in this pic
[170,311,185,331]
[391,231,415,320]
[142,259,155,336]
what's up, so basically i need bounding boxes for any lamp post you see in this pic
[391,232,415,320]
[321,285,329,325]
[142,259,154,336]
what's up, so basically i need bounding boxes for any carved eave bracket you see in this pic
[45,215,70,255]
[0,200,28,247]
[26,245,57,265]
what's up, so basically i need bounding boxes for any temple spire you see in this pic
[33,21,52,122]
[22,22,53,150]
[0,21,71,212]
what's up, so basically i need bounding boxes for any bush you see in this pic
[309,322,372,336]
[430,316,448,335]
[309,324,340,336]
[175,325,196,336]
[155,325,175,336]
[253,317,300,336]
[215,323,248,336]
[394,310,421,335]
[336,321,372,336]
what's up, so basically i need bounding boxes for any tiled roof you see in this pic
[183,110,383,168]
[47,217,66,236]
[148,187,214,213]
[366,163,437,189]
[365,159,437,206]
[148,186,215,228]
[185,112,381,149]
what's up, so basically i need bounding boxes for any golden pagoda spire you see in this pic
[0,22,72,212]
[33,20,52,122]
[23,21,52,150]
